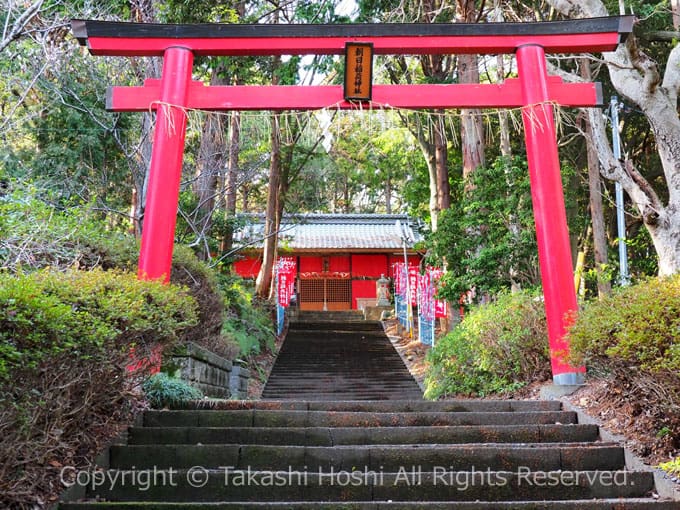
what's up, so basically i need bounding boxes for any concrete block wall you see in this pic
[169,342,249,399]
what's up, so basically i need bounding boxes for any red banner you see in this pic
[277,257,297,307]
[429,267,448,318]
[408,266,418,306]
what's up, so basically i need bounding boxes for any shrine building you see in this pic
[233,214,422,311]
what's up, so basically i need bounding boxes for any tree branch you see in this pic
[662,43,680,103]
[0,0,45,54]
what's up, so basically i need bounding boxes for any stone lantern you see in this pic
[376,274,391,306]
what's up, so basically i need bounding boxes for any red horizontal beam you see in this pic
[72,17,634,57]
[107,78,602,112]
[86,33,622,57]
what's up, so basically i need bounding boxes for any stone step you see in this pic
[257,393,425,401]
[127,424,600,446]
[142,410,578,428]
[259,393,426,401]
[109,443,625,471]
[262,374,419,381]
[68,469,657,502]
[263,316,419,401]
[293,311,366,321]
[60,501,680,510]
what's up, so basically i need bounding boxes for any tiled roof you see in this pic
[235,214,422,251]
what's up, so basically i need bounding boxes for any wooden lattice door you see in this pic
[299,278,351,311]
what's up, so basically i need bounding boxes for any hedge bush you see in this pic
[568,274,680,374]
[0,186,272,507]
[0,268,198,507]
[0,188,248,360]
[425,290,551,398]
[567,275,680,453]
[0,268,198,380]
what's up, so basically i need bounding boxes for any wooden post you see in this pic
[137,46,194,282]
[516,44,585,385]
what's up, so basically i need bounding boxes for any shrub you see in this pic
[0,186,253,362]
[142,372,203,409]
[0,269,198,508]
[425,290,550,398]
[567,274,680,374]
[217,273,275,356]
[567,275,680,453]
[0,188,137,273]
[0,268,198,380]
[658,457,680,477]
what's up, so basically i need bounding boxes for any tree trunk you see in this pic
[193,109,225,259]
[385,172,392,214]
[410,119,439,230]
[585,115,612,296]
[435,112,450,211]
[549,0,680,275]
[255,111,281,299]
[581,58,611,297]
[457,0,485,179]
[225,110,240,215]
[241,183,250,212]
[496,51,511,156]
[221,109,240,254]
[129,0,159,239]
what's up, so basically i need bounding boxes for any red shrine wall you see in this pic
[298,255,350,274]
[233,256,261,279]
[233,252,421,310]
[350,254,387,309]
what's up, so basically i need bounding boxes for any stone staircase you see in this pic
[60,399,676,508]
[59,315,676,508]
[262,312,422,400]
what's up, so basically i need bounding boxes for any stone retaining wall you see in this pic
[169,342,249,399]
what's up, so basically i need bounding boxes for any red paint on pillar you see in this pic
[516,44,585,380]
[137,47,194,282]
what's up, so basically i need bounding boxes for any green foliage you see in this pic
[425,290,550,398]
[658,457,680,477]
[432,156,541,300]
[0,186,136,272]
[567,275,680,373]
[2,43,134,211]
[624,225,659,280]
[142,372,203,409]
[323,114,426,214]
[0,268,199,380]
[217,272,274,356]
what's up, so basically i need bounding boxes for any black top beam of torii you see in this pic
[72,16,634,57]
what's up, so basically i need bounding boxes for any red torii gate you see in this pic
[72,16,634,385]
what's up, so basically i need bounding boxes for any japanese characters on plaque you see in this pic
[344,42,373,101]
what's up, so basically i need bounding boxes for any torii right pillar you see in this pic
[517,44,585,385]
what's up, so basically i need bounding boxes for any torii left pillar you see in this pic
[517,44,585,385]
[137,46,194,282]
